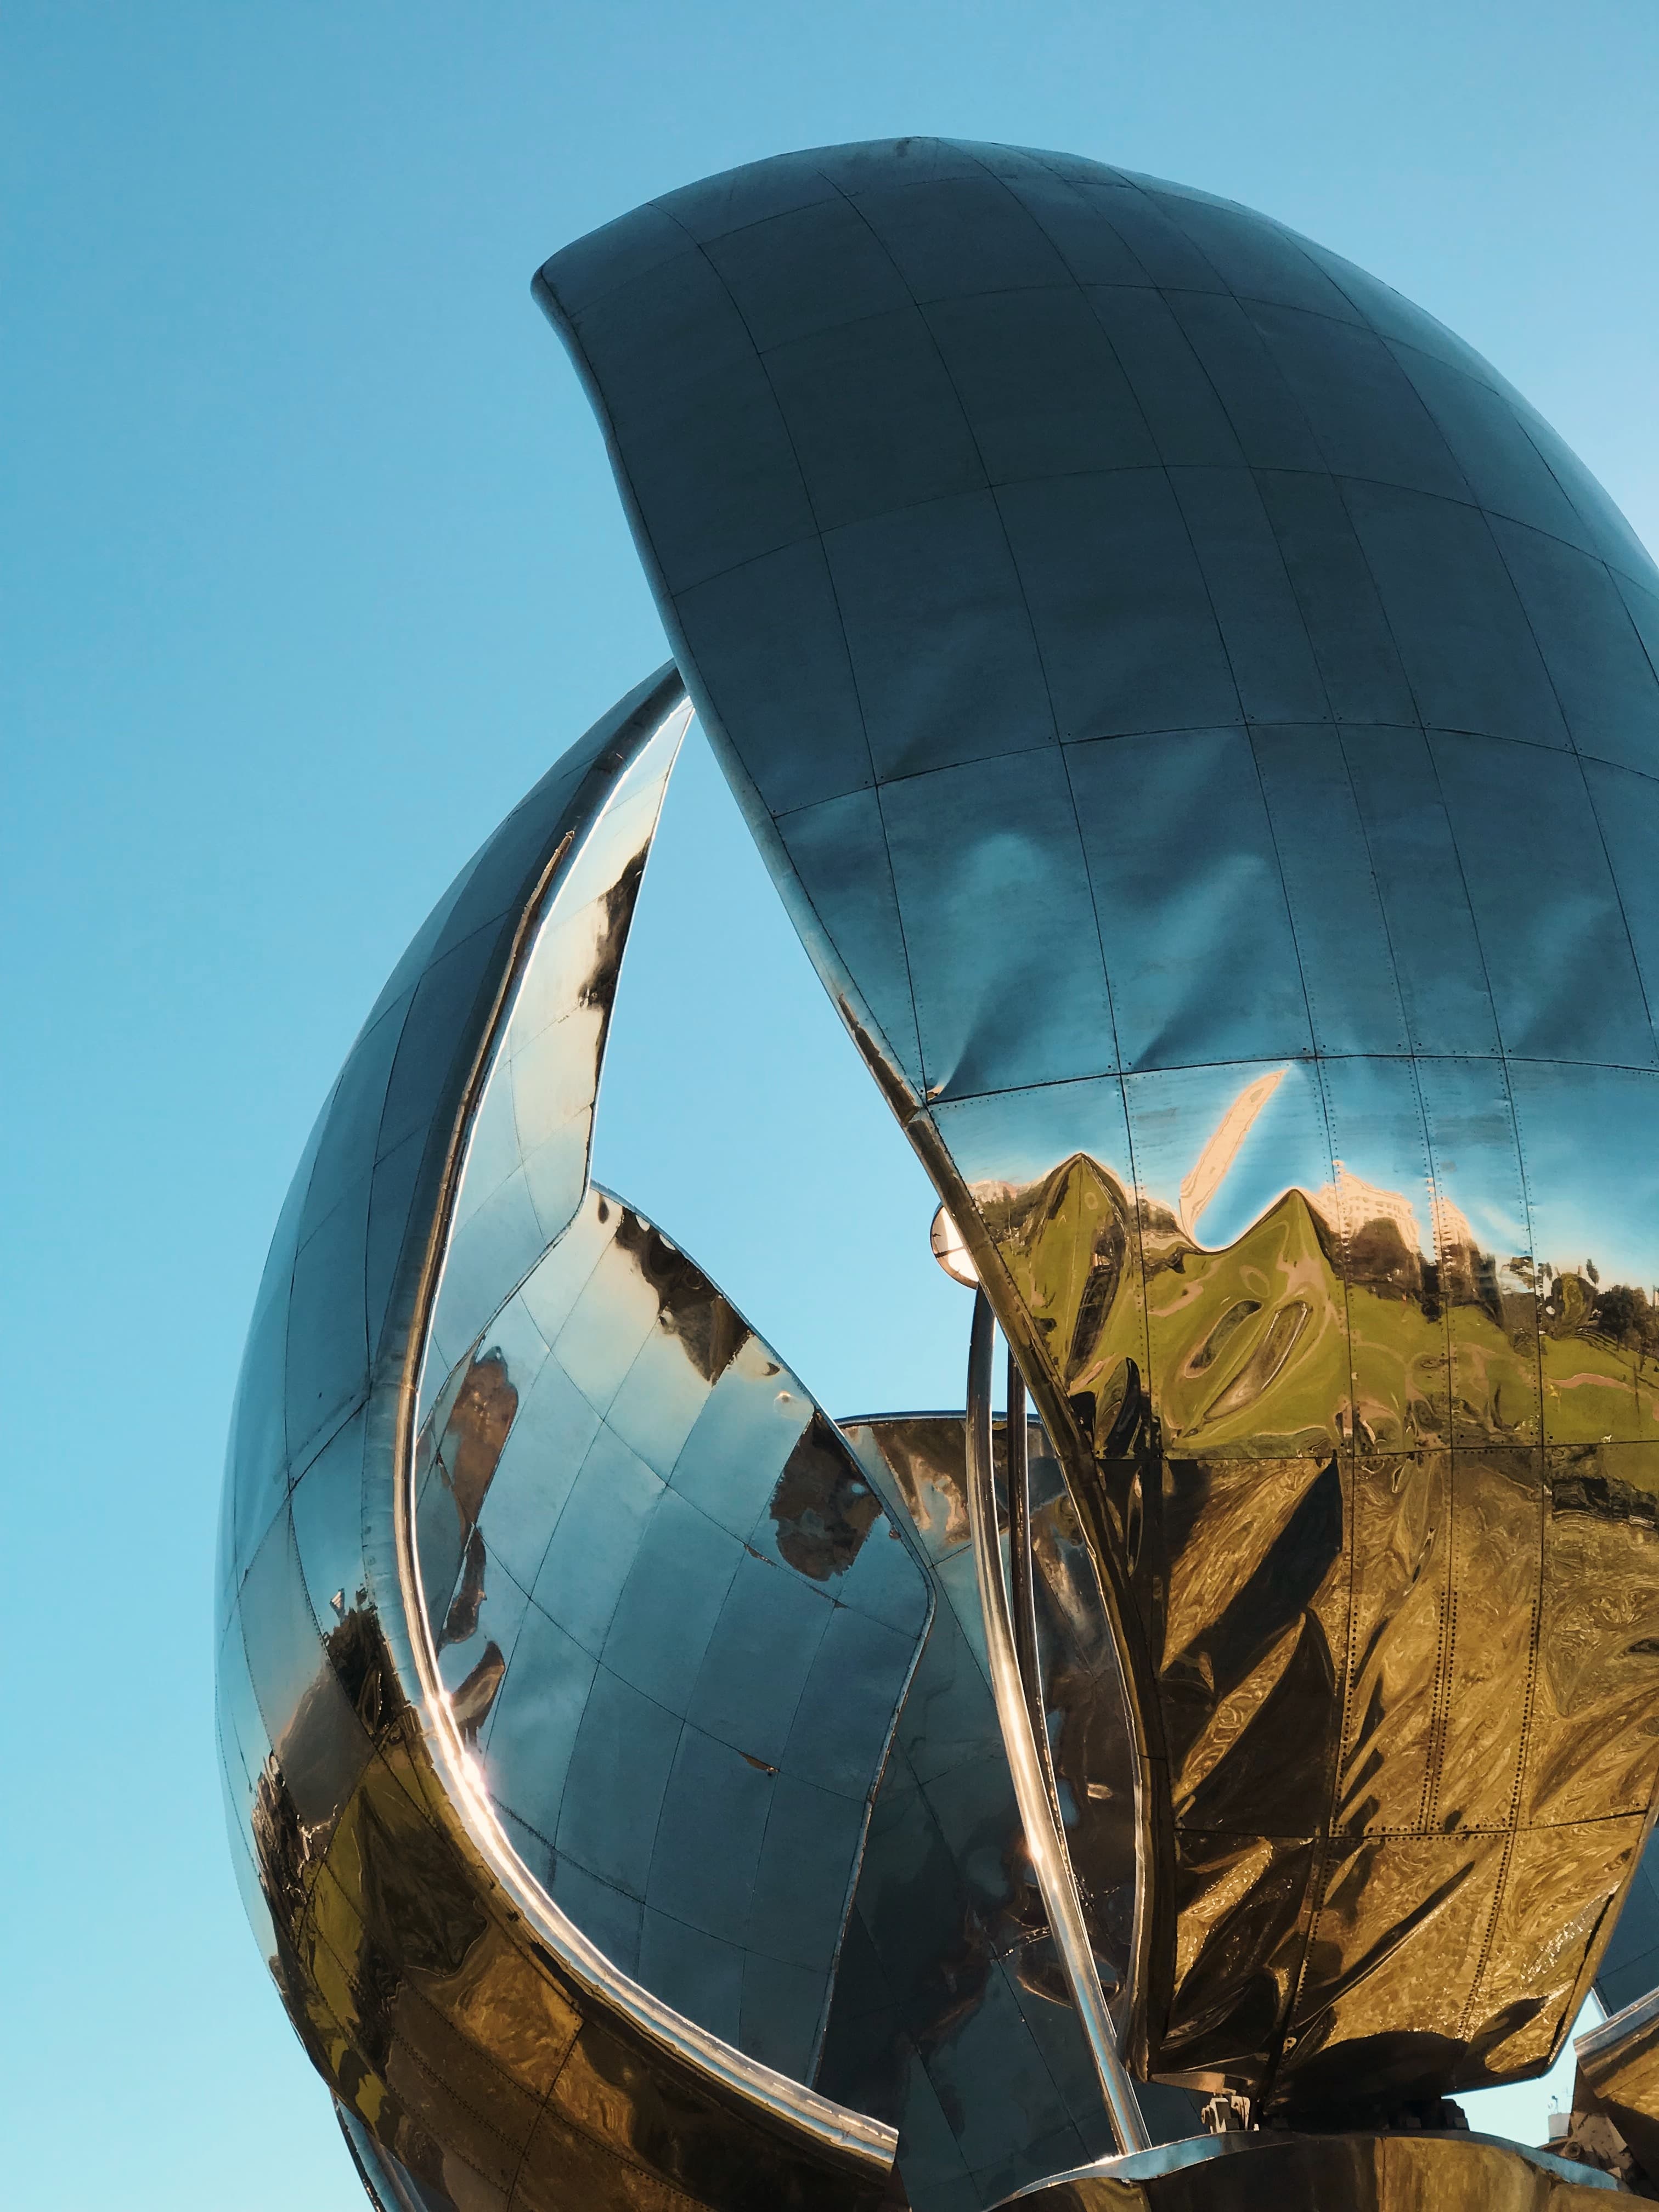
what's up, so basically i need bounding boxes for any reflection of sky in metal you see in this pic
[536,137,1659,2125]
[217,134,1659,2208]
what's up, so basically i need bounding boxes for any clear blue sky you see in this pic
[4,4,1655,2200]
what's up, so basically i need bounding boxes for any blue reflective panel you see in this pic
[851,172,1074,302]
[1135,178,1362,321]
[1250,725,1409,1058]
[1343,479,1571,750]
[748,1776,871,1974]
[1430,730,1656,1068]
[1584,759,1659,1025]
[1065,176,1224,291]
[556,1662,684,1900]
[1317,1054,1446,1448]
[923,286,1156,481]
[527,1424,664,1658]
[1601,1848,1659,2015]
[1488,517,1659,776]
[601,313,817,596]
[301,997,410,1237]
[1082,286,1244,466]
[765,306,986,535]
[995,164,1158,288]
[772,790,924,1092]
[684,1549,831,1768]
[1340,725,1500,1057]
[646,1726,775,1942]
[823,490,1057,783]
[1389,341,1599,554]
[636,1911,745,2049]
[879,746,1114,1098]
[473,1351,600,1594]
[283,1172,371,1469]
[537,199,690,318]
[654,150,840,245]
[781,1603,920,1797]
[236,1511,373,1835]
[1066,725,1312,1073]
[678,543,874,815]
[739,1955,823,2084]
[435,1535,531,1745]
[1166,469,1326,723]
[1243,302,1472,502]
[226,1271,294,1600]
[815,137,989,195]
[1252,471,1418,724]
[701,194,911,351]
[996,469,1241,738]
[600,1488,743,1709]
[478,1599,596,1848]
[668,1338,814,1537]
[1165,292,1324,472]
[288,1410,369,1633]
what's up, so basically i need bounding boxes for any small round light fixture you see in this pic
[930,1204,979,1287]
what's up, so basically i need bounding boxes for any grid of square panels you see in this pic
[416,1185,929,2084]
[538,139,1659,2089]
[828,1417,1198,2211]
[218,670,907,2211]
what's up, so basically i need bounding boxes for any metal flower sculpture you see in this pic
[217,142,1659,2212]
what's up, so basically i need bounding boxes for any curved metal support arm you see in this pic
[1006,1352,1065,1839]
[967,1290,1151,2155]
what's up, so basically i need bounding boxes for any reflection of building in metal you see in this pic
[218,141,1659,2210]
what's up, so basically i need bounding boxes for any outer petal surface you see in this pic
[537,140,1659,2112]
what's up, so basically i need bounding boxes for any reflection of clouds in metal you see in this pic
[221,136,1659,2211]
[535,137,1659,2127]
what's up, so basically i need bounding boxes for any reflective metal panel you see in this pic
[1003,2131,1618,2211]
[831,1412,1201,2205]
[414,1183,929,2082]
[217,667,900,2210]
[537,138,1659,2118]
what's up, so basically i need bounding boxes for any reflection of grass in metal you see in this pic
[964,1141,1659,2108]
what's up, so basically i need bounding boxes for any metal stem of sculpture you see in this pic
[968,1289,1153,2155]
[1007,1349,1065,1840]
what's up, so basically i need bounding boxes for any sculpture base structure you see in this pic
[1000,2131,1629,2211]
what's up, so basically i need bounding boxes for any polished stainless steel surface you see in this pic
[412,1182,930,2082]
[223,132,1659,2212]
[829,1409,1201,2204]
[535,137,1659,2123]
[967,1291,1150,2154]
[217,666,902,2211]
[1001,2130,1620,2209]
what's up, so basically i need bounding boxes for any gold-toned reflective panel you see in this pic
[924,1059,1659,2114]
[845,1413,1141,2004]
[831,1414,1202,2205]
[1003,2133,1623,2212]
[250,1624,894,2212]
